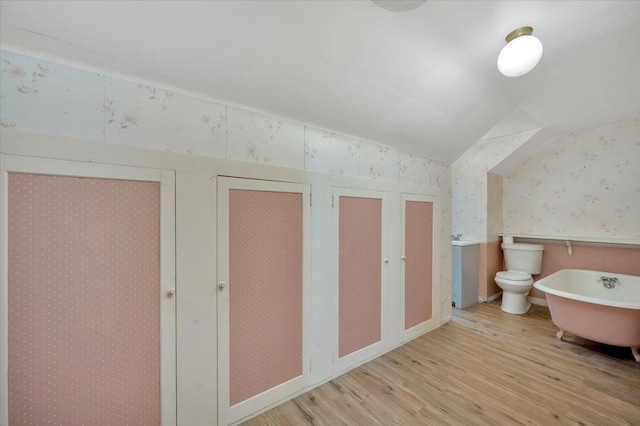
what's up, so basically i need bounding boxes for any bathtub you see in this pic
[533,269,640,362]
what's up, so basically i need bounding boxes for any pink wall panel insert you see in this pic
[339,196,382,358]
[528,242,640,300]
[229,189,303,406]
[481,241,504,299]
[404,201,434,330]
[8,173,161,425]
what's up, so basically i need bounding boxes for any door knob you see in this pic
[218,281,226,290]
[401,255,407,260]
[167,288,176,297]
[384,258,389,263]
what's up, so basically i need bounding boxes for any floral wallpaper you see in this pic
[359,141,401,181]
[304,127,362,176]
[432,160,453,316]
[227,107,304,169]
[452,130,536,238]
[0,49,453,319]
[504,120,640,240]
[487,172,503,237]
[398,152,429,185]
[0,49,446,185]
[1,52,104,141]
[103,77,227,158]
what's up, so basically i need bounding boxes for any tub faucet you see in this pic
[599,276,619,289]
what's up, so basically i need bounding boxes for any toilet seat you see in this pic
[496,270,531,281]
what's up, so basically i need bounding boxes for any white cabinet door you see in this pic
[401,193,440,342]
[0,155,176,426]
[217,177,311,425]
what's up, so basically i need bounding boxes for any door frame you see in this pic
[331,187,388,372]
[216,176,311,425]
[400,192,440,343]
[0,154,177,426]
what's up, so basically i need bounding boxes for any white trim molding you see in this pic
[453,235,501,244]
[479,292,502,303]
[528,296,549,307]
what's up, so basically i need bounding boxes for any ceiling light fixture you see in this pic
[372,0,427,12]
[497,26,543,77]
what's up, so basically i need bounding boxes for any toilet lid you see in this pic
[496,271,531,281]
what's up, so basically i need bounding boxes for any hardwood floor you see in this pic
[244,301,640,425]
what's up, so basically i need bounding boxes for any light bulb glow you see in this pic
[497,35,543,77]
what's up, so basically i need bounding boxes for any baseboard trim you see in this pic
[440,313,452,324]
[479,292,502,303]
[528,296,548,307]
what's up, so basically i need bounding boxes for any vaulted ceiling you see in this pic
[1,1,639,163]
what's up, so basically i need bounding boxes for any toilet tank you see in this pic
[501,243,544,274]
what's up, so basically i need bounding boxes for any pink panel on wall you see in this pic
[478,244,488,299]
[339,196,382,358]
[404,201,433,330]
[527,241,640,299]
[229,189,303,406]
[538,244,605,278]
[482,241,504,299]
[603,247,640,276]
[8,173,161,425]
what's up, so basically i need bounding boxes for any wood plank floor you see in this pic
[244,301,640,425]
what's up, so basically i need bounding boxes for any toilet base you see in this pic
[500,292,531,315]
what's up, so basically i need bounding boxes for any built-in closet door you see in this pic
[401,193,439,342]
[0,155,176,425]
[333,188,387,370]
[217,177,311,425]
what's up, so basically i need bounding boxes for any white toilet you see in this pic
[495,242,544,314]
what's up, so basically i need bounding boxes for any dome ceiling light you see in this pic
[372,0,427,12]
[497,26,543,77]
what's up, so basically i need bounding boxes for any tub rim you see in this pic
[533,269,640,310]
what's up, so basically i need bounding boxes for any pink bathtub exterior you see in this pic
[545,293,640,348]
[534,269,640,361]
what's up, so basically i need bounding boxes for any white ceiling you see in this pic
[1,1,639,163]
